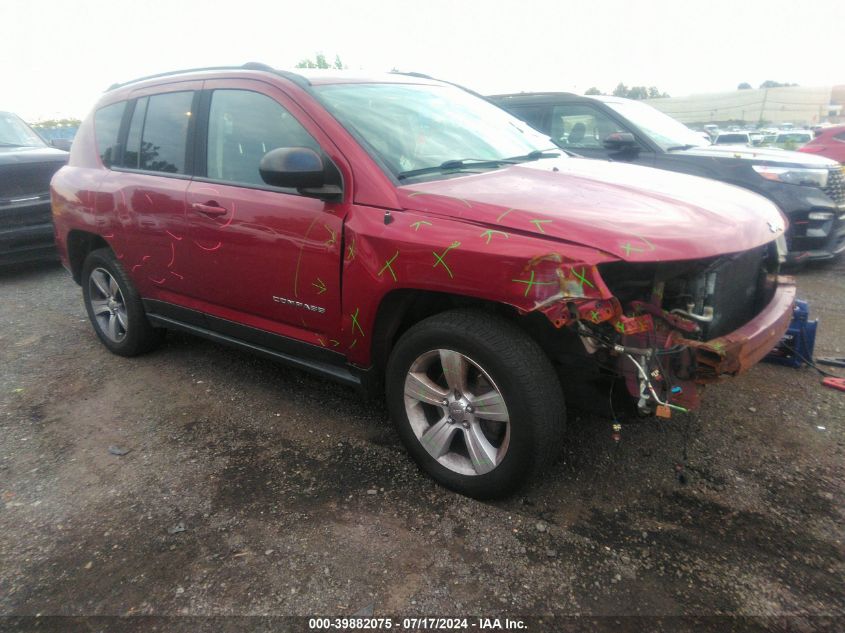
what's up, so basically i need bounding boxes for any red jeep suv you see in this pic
[51,64,795,497]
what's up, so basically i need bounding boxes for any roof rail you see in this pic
[488,91,578,99]
[389,71,487,100]
[105,62,310,92]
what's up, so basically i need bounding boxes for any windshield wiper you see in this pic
[505,149,561,161]
[397,151,562,181]
[397,158,517,180]
[665,144,697,152]
[0,142,25,147]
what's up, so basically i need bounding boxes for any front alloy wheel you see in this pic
[386,309,565,498]
[404,349,510,476]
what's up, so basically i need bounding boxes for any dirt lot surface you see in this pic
[1,259,843,631]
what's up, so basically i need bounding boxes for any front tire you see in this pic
[81,248,163,357]
[386,309,565,498]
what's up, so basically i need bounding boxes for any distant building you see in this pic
[646,85,843,127]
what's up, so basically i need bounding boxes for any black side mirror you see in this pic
[259,147,343,200]
[259,147,326,187]
[602,132,638,151]
[50,138,72,152]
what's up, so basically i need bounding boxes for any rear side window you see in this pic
[94,102,126,167]
[205,89,320,186]
[834,132,845,143]
[134,91,193,174]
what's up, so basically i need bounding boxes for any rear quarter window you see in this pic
[136,91,194,174]
[94,102,127,167]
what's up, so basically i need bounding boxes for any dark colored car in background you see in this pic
[800,124,845,164]
[490,93,845,263]
[1,111,68,265]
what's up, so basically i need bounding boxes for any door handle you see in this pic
[192,201,227,217]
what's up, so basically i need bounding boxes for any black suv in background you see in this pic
[1,111,68,265]
[490,93,845,263]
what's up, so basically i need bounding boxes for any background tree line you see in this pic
[584,83,670,99]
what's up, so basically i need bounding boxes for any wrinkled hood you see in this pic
[677,143,837,168]
[398,157,786,262]
[0,145,68,166]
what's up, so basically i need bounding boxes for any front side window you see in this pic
[505,105,548,134]
[136,92,193,174]
[550,105,626,149]
[206,90,320,186]
[94,102,126,167]
[314,83,556,180]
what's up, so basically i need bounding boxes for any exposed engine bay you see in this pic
[561,242,785,417]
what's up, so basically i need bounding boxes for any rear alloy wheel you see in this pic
[88,267,128,344]
[386,309,564,498]
[82,248,163,357]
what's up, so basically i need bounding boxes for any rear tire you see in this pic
[81,248,163,357]
[386,309,565,498]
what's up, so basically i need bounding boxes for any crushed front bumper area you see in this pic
[678,275,797,381]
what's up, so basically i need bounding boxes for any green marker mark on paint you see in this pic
[312,277,327,294]
[511,270,558,297]
[350,308,365,337]
[622,241,645,256]
[411,220,432,231]
[496,208,515,223]
[573,267,594,289]
[530,219,552,233]
[432,241,461,278]
[480,229,508,244]
[378,250,399,281]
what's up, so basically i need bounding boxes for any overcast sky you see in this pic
[3,0,843,121]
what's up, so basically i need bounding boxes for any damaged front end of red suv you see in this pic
[388,158,796,419]
[538,250,794,416]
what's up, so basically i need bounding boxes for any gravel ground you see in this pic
[0,258,843,630]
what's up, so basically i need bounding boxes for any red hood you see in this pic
[398,158,786,262]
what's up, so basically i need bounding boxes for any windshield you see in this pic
[776,133,812,143]
[0,112,46,147]
[715,133,750,144]
[602,99,706,150]
[313,82,558,180]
